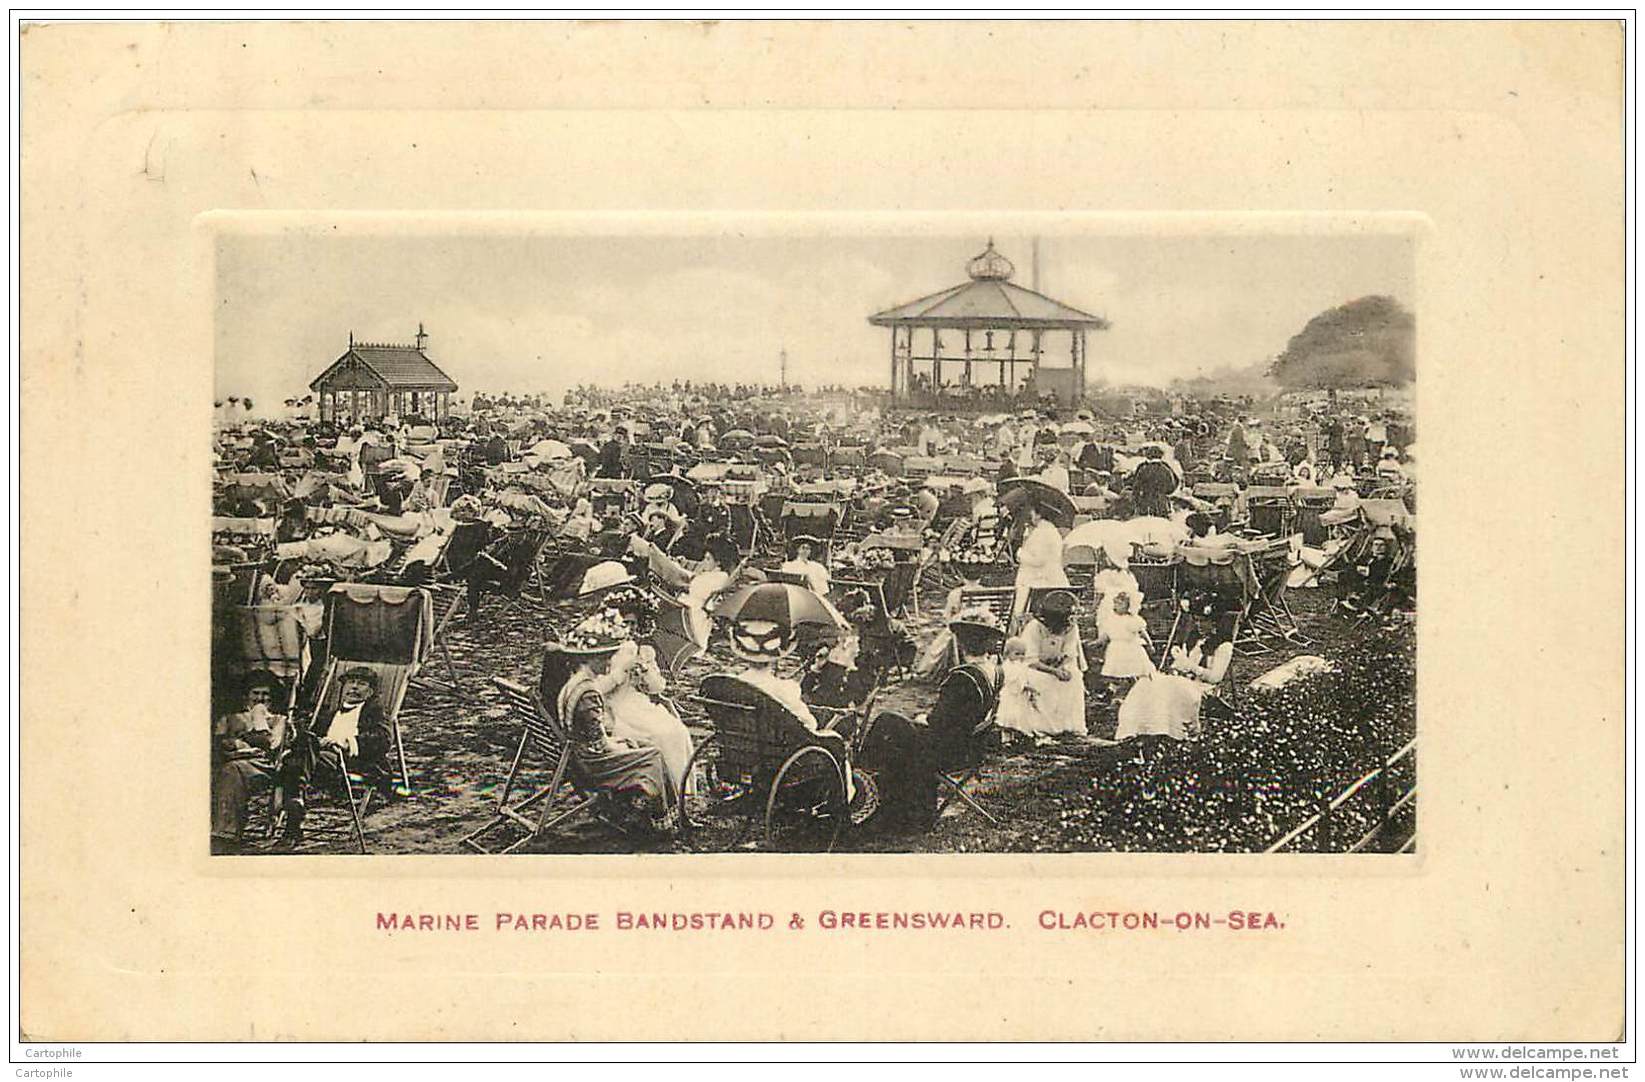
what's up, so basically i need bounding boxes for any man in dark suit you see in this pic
[860,612,1005,832]
[277,666,394,843]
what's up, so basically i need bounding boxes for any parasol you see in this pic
[753,434,789,449]
[719,429,755,450]
[528,438,573,460]
[997,477,1077,529]
[711,581,846,630]
[1059,420,1095,436]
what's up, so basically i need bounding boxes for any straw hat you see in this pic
[578,560,636,597]
[556,610,632,656]
[947,605,1006,654]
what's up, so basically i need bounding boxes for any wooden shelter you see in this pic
[310,326,459,423]
[868,241,1109,407]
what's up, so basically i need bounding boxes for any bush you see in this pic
[1078,626,1417,852]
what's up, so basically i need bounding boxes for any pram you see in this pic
[680,673,872,851]
[1245,485,1295,538]
[1168,536,1306,655]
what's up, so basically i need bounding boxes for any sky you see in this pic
[215,231,1414,407]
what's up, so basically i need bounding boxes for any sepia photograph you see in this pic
[210,227,1418,857]
[18,12,1628,1055]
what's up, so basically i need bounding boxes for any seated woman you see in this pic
[600,586,694,793]
[538,611,678,835]
[210,670,293,854]
[1115,593,1236,745]
[1001,590,1087,741]
[631,532,753,648]
[778,535,831,596]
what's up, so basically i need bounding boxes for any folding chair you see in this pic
[313,582,433,793]
[936,760,1000,825]
[461,678,635,853]
[465,527,554,618]
[958,585,1016,628]
[231,602,309,715]
[1240,542,1310,649]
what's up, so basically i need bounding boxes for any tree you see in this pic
[1268,295,1414,390]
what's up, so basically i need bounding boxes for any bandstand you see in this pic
[868,241,1109,409]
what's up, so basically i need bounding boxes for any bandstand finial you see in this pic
[967,239,1015,282]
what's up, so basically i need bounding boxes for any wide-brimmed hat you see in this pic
[643,482,673,502]
[785,533,825,557]
[601,584,660,634]
[555,609,633,656]
[1035,589,1077,620]
[728,618,798,662]
[948,605,1007,654]
[578,560,637,597]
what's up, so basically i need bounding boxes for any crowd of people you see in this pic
[210,384,1416,853]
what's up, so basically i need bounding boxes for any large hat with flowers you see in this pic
[947,604,1007,654]
[556,608,633,656]
[602,584,660,635]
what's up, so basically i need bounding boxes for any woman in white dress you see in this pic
[1009,499,1069,620]
[779,536,831,597]
[1011,590,1087,738]
[1115,603,1235,744]
[599,586,694,791]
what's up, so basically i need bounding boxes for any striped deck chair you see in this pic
[313,583,432,793]
[460,678,632,854]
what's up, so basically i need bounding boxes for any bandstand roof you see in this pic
[309,343,458,393]
[868,241,1110,331]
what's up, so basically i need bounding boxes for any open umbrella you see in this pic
[528,438,573,460]
[719,429,755,449]
[711,582,846,630]
[753,434,789,449]
[998,477,1077,530]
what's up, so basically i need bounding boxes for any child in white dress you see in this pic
[993,636,1046,736]
[1097,591,1155,679]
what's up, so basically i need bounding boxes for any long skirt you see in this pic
[608,689,695,793]
[1114,672,1207,742]
[574,739,679,816]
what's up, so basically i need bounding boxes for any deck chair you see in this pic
[461,678,634,854]
[1241,542,1309,649]
[781,501,843,549]
[231,603,309,715]
[957,585,1016,628]
[831,576,913,682]
[314,582,432,792]
[464,526,554,618]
